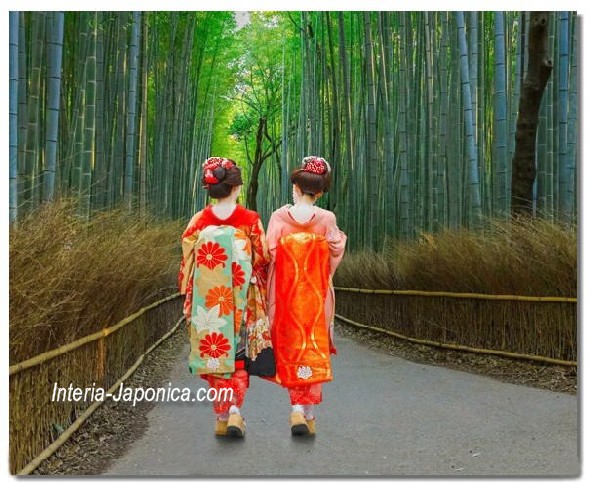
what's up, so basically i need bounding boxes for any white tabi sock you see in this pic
[291,404,305,414]
[229,405,241,416]
[303,404,314,420]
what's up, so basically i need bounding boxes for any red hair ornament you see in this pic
[202,157,235,185]
[303,156,330,175]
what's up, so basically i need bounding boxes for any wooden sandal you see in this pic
[227,413,246,438]
[215,418,228,436]
[290,411,309,436]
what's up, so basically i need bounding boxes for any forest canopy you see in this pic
[9,11,578,250]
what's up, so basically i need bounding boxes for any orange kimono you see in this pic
[266,205,347,405]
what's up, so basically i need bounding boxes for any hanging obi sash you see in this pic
[273,232,332,387]
[188,226,252,377]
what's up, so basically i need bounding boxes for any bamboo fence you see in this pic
[334,287,577,364]
[9,287,577,473]
[9,293,183,474]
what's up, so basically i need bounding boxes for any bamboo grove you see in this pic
[10,11,237,222]
[9,12,578,251]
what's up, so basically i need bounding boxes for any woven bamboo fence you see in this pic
[334,287,577,364]
[9,293,183,475]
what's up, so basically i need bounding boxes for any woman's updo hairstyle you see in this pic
[201,157,243,199]
[289,156,332,196]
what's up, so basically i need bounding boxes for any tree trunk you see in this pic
[363,12,378,249]
[124,11,141,212]
[93,12,106,210]
[23,12,46,214]
[424,12,435,232]
[399,13,410,239]
[456,11,482,227]
[246,117,267,212]
[9,12,19,222]
[493,12,508,217]
[437,12,450,229]
[80,13,97,220]
[511,12,553,216]
[337,13,353,214]
[557,12,571,217]
[43,11,65,203]
[17,12,27,216]
[139,14,148,220]
[566,13,577,219]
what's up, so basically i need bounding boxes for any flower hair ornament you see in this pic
[202,157,235,185]
[302,156,331,175]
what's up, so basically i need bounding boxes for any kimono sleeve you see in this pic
[265,211,280,262]
[178,211,202,295]
[325,212,347,276]
[250,216,270,289]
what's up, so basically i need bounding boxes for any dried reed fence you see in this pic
[333,218,576,365]
[9,294,183,475]
[334,288,576,364]
[9,200,183,365]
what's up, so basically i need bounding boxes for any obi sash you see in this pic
[273,232,332,387]
[188,226,252,377]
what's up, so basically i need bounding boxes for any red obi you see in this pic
[272,232,332,387]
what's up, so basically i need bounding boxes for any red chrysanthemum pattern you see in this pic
[196,241,227,270]
[199,332,231,358]
[232,262,246,288]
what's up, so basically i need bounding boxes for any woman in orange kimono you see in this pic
[179,157,274,438]
[266,156,347,436]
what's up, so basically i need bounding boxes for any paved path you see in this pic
[106,333,579,476]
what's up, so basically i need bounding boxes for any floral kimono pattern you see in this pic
[179,205,274,381]
[189,226,252,377]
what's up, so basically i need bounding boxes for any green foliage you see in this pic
[227,12,297,159]
[11,11,578,248]
[229,112,255,140]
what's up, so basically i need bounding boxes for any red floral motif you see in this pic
[196,241,228,270]
[202,157,235,185]
[205,285,234,316]
[232,262,246,288]
[303,156,330,175]
[199,332,231,358]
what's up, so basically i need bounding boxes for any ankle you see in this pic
[291,404,305,414]
[229,405,241,416]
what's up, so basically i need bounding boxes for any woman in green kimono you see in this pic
[179,157,274,438]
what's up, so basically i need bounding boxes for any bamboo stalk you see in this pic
[9,294,181,376]
[335,313,577,367]
[334,287,576,303]
[9,11,19,222]
[17,316,184,475]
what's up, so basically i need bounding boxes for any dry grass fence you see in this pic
[8,204,577,472]
[9,295,183,474]
[333,218,577,362]
[9,200,183,364]
[9,201,187,474]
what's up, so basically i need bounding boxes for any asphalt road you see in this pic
[106,333,579,476]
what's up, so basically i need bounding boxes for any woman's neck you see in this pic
[294,195,315,207]
[211,196,237,220]
[215,197,237,209]
[290,196,316,223]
